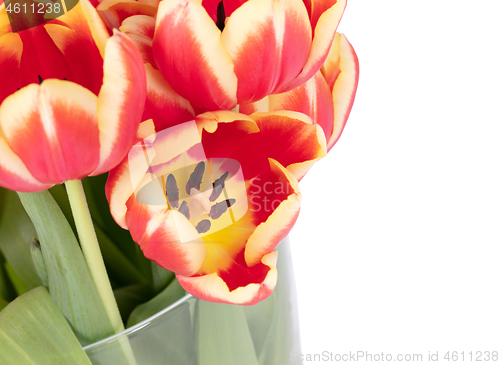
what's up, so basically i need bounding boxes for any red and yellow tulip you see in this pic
[0,1,146,192]
[94,0,350,132]
[106,110,326,304]
[240,32,359,152]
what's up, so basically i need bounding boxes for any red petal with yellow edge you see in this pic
[221,0,311,103]
[143,64,195,131]
[279,0,346,93]
[177,250,277,305]
[126,194,208,277]
[105,120,157,230]
[120,15,156,68]
[45,24,103,95]
[153,0,237,110]
[321,33,359,150]
[245,159,301,266]
[0,138,53,192]
[72,0,110,58]
[202,111,326,181]
[268,71,334,151]
[106,155,134,229]
[201,0,249,23]
[93,31,147,176]
[17,27,73,87]
[196,111,259,164]
[0,81,99,185]
[0,33,22,105]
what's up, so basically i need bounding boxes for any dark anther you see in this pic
[38,75,43,84]
[196,219,211,234]
[208,198,235,219]
[63,78,67,81]
[186,161,205,194]
[178,201,190,219]
[216,1,226,32]
[165,174,179,208]
[209,171,229,202]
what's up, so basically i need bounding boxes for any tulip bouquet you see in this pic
[0,0,358,363]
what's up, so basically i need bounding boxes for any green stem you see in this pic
[65,179,124,334]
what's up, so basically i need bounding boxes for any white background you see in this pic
[291,1,500,363]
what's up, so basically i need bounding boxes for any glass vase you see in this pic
[83,238,301,365]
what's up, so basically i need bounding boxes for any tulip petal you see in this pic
[93,31,147,176]
[202,111,326,181]
[279,0,346,93]
[143,63,195,131]
[0,139,53,192]
[119,15,156,67]
[196,111,259,163]
[45,24,104,95]
[245,159,301,266]
[268,71,334,151]
[177,250,277,305]
[321,33,359,149]
[0,81,99,185]
[153,0,237,110]
[106,155,133,229]
[97,0,157,30]
[17,26,73,87]
[221,0,311,103]
[0,33,22,105]
[126,196,207,276]
[75,0,110,58]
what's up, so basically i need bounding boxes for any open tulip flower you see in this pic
[241,32,359,152]
[0,10,147,191]
[106,110,326,304]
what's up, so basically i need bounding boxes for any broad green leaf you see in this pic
[196,300,259,365]
[114,284,153,324]
[18,191,115,346]
[0,287,92,365]
[30,238,48,287]
[4,262,28,296]
[151,262,175,293]
[50,184,148,287]
[127,279,185,328]
[0,189,42,290]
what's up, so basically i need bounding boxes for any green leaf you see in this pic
[114,284,153,324]
[127,279,186,328]
[196,300,259,365]
[0,189,43,290]
[50,184,148,288]
[0,287,92,365]
[82,175,139,268]
[0,297,8,311]
[0,252,16,302]
[30,238,49,287]
[244,238,302,365]
[95,225,148,287]
[151,262,175,293]
[17,190,115,346]
[4,262,28,296]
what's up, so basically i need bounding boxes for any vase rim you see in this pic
[82,293,193,350]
